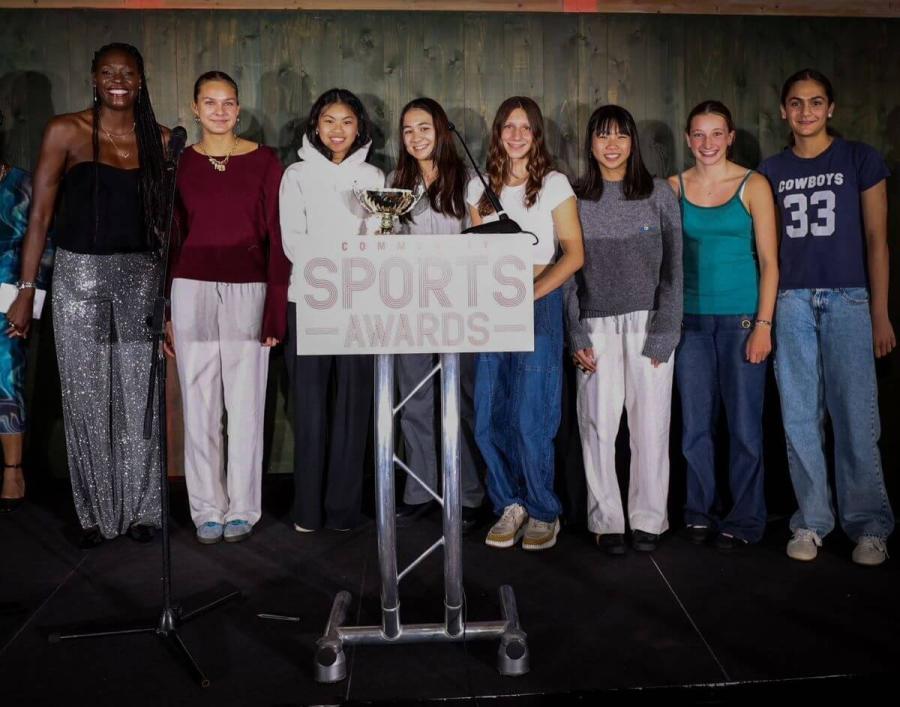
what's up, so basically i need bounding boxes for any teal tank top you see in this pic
[680,171,759,315]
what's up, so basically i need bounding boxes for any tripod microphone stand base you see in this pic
[48,579,243,687]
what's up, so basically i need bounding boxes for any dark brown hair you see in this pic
[478,96,553,216]
[193,70,239,102]
[391,97,467,221]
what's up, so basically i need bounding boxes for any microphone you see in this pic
[167,126,188,168]
[448,122,523,235]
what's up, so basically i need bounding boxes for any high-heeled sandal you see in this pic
[0,463,25,513]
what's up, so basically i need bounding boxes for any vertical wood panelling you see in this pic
[541,14,579,176]
[2,9,899,477]
[575,13,609,177]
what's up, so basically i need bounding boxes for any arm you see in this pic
[278,166,306,263]
[862,179,895,358]
[643,186,684,364]
[6,117,71,338]
[562,274,595,372]
[533,195,584,300]
[262,153,290,345]
[745,173,779,363]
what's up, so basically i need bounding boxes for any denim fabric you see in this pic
[774,288,894,541]
[675,314,768,542]
[475,289,564,522]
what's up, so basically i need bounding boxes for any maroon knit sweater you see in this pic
[172,145,290,341]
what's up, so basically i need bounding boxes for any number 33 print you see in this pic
[783,190,836,238]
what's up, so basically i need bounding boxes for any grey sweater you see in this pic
[564,178,683,362]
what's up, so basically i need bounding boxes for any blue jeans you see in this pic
[675,314,768,542]
[475,289,563,522]
[774,288,894,541]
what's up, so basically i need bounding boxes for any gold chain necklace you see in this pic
[197,137,238,173]
[101,122,135,160]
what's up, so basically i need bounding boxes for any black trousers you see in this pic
[286,303,373,530]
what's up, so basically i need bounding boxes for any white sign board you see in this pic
[295,233,534,355]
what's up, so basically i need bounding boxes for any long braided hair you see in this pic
[90,43,167,248]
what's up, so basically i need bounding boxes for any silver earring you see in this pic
[193,116,200,123]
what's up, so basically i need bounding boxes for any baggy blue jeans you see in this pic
[475,289,563,522]
[774,288,894,541]
[675,314,768,542]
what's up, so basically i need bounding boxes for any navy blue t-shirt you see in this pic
[758,138,889,289]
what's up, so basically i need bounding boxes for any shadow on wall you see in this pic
[0,71,55,170]
[638,120,676,179]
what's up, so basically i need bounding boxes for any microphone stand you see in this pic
[48,129,241,687]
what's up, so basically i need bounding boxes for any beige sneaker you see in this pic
[522,518,560,551]
[485,504,528,548]
[786,528,822,561]
[852,536,889,566]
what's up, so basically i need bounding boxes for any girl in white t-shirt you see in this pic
[466,96,584,551]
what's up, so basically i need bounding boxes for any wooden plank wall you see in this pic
[1,10,898,476]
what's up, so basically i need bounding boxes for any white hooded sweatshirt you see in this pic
[279,136,385,302]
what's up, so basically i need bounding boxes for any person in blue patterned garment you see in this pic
[0,108,54,511]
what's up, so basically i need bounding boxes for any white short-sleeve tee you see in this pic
[465,170,575,265]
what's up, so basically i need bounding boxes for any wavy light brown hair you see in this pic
[478,96,553,216]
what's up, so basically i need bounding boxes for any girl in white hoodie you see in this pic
[279,88,384,531]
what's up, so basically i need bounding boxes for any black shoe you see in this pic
[596,533,626,556]
[714,532,749,553]
[461,506,480,535]
[632,530,659,552]
[683,524,710,545]
[396,501,437,526]
[127,523,156,543]
[78,527,105,549]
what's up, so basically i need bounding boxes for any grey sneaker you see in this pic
[522,518,560,551]
[786,528,822,561]
[223,519,253,543]
[852,536,889,566]
[196,521,224,545]
[485,504,528,548]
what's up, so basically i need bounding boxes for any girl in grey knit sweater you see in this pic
[564,105,682,556]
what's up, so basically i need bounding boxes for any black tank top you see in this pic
[56,162,149,254]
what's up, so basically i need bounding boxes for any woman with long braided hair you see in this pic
[6,43,170,547]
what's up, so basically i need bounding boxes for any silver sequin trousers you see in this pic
[52,248,162,537]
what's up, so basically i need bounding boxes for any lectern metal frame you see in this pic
[313,352,529,683]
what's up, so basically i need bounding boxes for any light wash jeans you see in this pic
[475,289,563,522]
[774,288,894,541]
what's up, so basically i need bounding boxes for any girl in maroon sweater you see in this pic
[165,71,290,544]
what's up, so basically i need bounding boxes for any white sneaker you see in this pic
[485,504,528,548]
[852,536,889,566]
[522,518,560,551]
[786,528,822,561]
[293,523,316,533]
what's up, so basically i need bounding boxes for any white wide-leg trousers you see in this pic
[575,311,673,535]
[171,278,270,527]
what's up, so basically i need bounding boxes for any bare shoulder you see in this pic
[745,171,774,199]
[666,173,682,196]
[44,111,90,139]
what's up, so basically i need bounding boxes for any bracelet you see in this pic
[754,319,772,327]
[15,280,36,291]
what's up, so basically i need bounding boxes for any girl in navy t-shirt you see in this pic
[759,69,895,566]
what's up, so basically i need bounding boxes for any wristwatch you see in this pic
[15,280,37,290]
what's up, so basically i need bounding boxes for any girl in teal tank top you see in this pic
[668,100,779,549]
[679,170,759,315]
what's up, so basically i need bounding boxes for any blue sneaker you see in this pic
[224,519,253,543]
[196,521,224,545]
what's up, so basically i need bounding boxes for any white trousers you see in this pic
[575,311,673,535]
[171,278,270,527]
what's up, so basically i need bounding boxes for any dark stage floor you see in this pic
[1,479,898,706]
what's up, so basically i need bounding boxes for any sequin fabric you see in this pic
[52,248,162,537]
